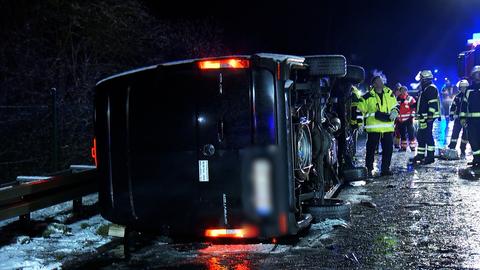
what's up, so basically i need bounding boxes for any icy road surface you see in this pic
[2,118,480,269]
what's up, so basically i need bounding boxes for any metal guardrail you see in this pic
[0,165,98,222]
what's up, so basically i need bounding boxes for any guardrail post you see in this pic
[72,197,83,214]
[50,87,59,172]
[19,213,30,223]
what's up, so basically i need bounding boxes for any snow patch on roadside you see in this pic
[0,194,112,270]
[0,215,111,269]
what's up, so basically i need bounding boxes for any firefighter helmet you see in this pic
[419,70,434,80]
[471,65,480,76]
[457,79,469,88]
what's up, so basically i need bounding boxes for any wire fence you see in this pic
[0,90,60,185]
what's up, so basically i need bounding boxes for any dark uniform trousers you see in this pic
[366,132,393,172]
[417,120,435,158]
[462,88,480,164]
[448,118,468,153]
[469,119,480,163]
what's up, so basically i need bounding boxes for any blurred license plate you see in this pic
[199,160,209,182]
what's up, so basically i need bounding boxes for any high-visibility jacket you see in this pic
[397,93,416,122]
[357,86,399,133]
[449,91,465,119]
[350,86,364,128]
[460,84,480,120]
[416,83,440,123]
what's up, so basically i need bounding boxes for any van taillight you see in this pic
[204,226,258,238]
[198,58,250,70]
[91,138,97,167]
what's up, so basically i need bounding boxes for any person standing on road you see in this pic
[441,80,454,118]
[411,70,441,165]
[461,66,480,168]
[350,84,364,157]
[445,79,470,159]
[396,86,417,152]
[393,85,402,149]
[358,75,399,177]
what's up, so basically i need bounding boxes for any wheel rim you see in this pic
[296,125,312,175]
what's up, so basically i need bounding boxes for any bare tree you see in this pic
[0,0,225,181]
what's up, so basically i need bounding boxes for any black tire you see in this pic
[294,123,313,181]
[305,55,346,77]
[306,198,351,223]
[342,167,368,182]
[344,65,365,84]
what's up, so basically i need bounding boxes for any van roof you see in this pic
[96,53,305,86]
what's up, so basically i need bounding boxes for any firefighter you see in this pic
[445,79,469,159]
[396,86,417,151]
[411,70,441,165]
[461,66,480,168]
[358,75,399,176]
[393,86,402,149]
[350,84,364,156]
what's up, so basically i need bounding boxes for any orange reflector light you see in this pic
[198,58,250,70]
[91,138,97,167]
[205,227,257,238]
[279,212,288,234]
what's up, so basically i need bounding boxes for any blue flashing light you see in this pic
[467,32,480,47]
[434,69,439,73]
[268,114,276,143]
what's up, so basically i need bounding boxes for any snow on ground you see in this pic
[0,190,349,270]
[0,194,112,270]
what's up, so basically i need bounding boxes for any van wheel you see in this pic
[304,55,346,77]
[294,123,313,181]
[306,199,351,223]
[342,167,368,182]
[345,65,365,84]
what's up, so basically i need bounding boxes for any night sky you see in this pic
[152,0,480,86]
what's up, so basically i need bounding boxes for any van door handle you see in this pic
[218,119,224,142]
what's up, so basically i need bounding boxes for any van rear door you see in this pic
[128,62,252,233]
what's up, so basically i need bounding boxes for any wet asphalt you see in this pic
[74,119,480,269]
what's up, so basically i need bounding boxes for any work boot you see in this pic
[380,170,393,176]
[410,155,424,165]
[422,157,435,165]
[469,160,480,168]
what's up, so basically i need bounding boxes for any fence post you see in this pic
[50,88,59,172]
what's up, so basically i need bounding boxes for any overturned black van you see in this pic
[94,53,364,239]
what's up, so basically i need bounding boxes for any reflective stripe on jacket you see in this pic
[397,93,416,122]
[449,92,464,119]
[357,86,398,133]
[350,86,364,127]
[416,84,440,121]
[461,86,480,119]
